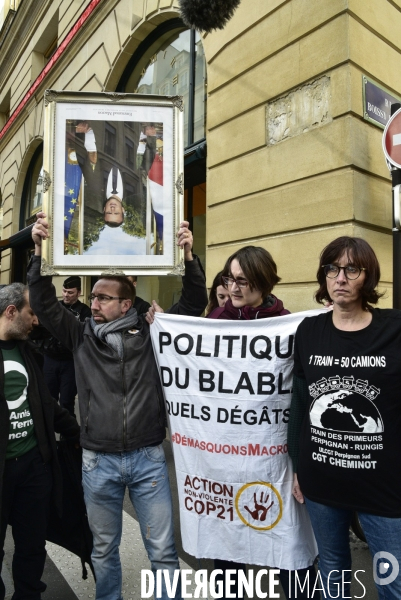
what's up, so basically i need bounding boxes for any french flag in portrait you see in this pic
[148,154,163,240]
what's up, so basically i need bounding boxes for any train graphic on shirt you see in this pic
[308,375,383,433]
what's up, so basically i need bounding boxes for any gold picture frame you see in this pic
[41,90,184,276]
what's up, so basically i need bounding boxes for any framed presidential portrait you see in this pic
[41,89,184,276]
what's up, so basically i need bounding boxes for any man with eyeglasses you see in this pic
[28,212,208,600]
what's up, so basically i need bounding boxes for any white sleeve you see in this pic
[84,129,97,152]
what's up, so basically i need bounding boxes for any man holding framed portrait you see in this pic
[28,212,208,600]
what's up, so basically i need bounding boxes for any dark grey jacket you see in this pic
[28,255,207,452]
[42,300,92,361]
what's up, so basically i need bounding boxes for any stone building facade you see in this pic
[0,0,398,310]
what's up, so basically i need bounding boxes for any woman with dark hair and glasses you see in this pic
[207,246,289,320]
[207,246,318,600]
[289,236,401,600]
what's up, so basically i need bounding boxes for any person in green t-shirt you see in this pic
[0,282,79,600]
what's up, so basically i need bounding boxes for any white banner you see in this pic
[151,311,321,570]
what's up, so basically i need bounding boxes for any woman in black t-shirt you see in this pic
[288,236,401,600]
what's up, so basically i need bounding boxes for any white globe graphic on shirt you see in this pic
[4,360,28,410]
[310,390,383,433]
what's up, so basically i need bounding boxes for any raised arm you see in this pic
[27,212,85,352]
[166,220,208,316]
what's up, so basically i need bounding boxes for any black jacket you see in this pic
[43,300,92,361]
[0,342,80,516]
[133,295,151,316]
[28,255,207,453]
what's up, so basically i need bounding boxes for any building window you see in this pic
[44,36,57,60]
[125,182,136,198]
[31,12,58,81]
[0,89,10,128]
[125,137,134,168]
[117,21,207,305]
[118,25,206,148]
[21,145,44,227]
[179,70,188,91]
[104,123,116,156]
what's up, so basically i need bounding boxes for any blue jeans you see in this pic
[305,497,401,600]
[82,445,181,600]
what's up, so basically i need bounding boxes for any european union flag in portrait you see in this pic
[64,148,82,239]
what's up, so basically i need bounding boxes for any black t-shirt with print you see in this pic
[0,340,37,459]
[294,308,401,516]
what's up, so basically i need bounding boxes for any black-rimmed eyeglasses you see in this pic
[222,276,249,288]
[88,294,127,305]
[322,265,366,280]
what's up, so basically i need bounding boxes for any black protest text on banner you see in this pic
[159,331,293,414]
[162,368,291,397]
[158,332,294,361]
[166,402,289,426]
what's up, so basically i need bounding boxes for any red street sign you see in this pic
[383,108,401,168]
